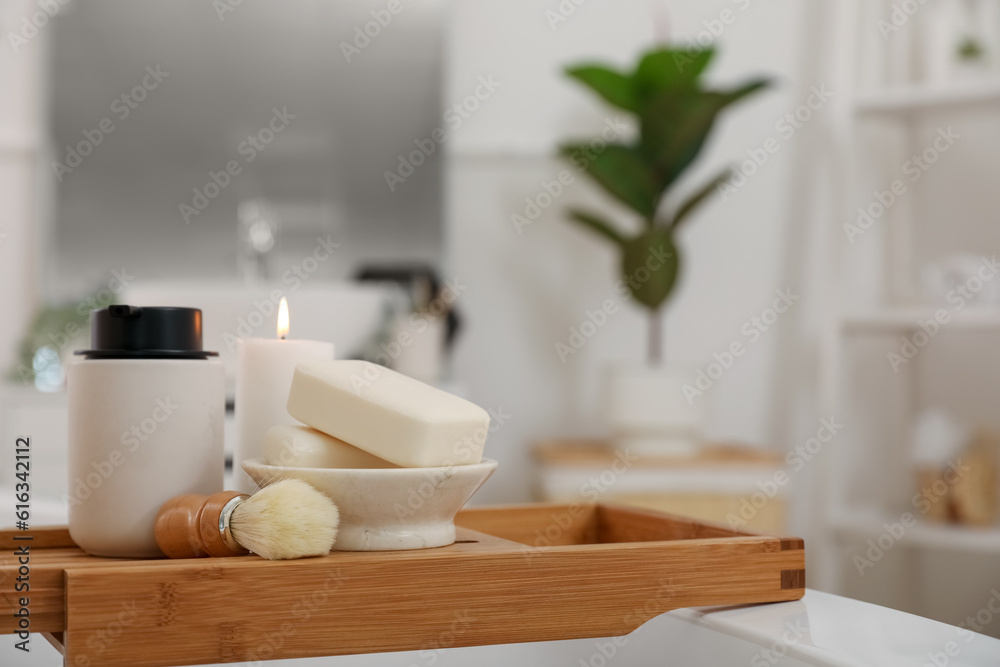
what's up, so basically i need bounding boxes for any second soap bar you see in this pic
[264,425,398,469]
[287,360,490,467]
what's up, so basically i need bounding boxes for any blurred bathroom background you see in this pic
[4,0,1000,655]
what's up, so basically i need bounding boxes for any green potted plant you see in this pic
[560,45,769,454]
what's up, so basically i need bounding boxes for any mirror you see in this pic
[48,0,444,292]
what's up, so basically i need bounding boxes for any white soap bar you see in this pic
[263,424,398,469]
[287,360,490,467]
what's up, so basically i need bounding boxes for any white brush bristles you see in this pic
[230,479,340,560]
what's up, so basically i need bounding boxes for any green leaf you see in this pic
[639,77,769,186]
[620,228,680,310]
[565,65,638,112]
[567,209,626,246]
[674,48,715,79]
[638,90,716,186]
[560,143,661,221]
[670,169,731,229]
[718,78,771,107]
[634,47,714,103]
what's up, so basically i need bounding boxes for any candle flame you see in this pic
[278,297,289,339]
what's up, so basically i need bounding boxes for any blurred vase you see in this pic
[606,364,705,457]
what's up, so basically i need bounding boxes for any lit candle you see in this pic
[233,298,335,492]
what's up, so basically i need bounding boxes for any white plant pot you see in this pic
[606,364,706,457]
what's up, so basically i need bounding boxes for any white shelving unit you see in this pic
[832,514,1000,555]
[842,308,1000,334]
[855,80,1000,115]
[818,2,1000,619]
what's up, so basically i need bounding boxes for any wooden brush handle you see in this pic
[155,491,250,558]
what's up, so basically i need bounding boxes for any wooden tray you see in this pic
[1,503,805,666]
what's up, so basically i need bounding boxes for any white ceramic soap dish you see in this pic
[242,458,498,551]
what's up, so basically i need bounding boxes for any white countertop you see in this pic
[676,589,1000,666]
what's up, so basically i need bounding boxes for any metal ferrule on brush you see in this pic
[219,494,247,553]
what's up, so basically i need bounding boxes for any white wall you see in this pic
[446,0,811,504]
[0,0,49,374]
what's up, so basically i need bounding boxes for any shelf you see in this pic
[533,439,782,468]
[832,515,1000,554]
[854,79,1000,115]
[841,308,1000,335]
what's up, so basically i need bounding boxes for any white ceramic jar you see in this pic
[67,306,224,557]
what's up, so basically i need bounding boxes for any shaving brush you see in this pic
[154,479,339,560]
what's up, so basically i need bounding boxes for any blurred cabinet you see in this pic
[533,440,786,532]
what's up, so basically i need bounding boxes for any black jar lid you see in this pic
[75,306,218,359]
